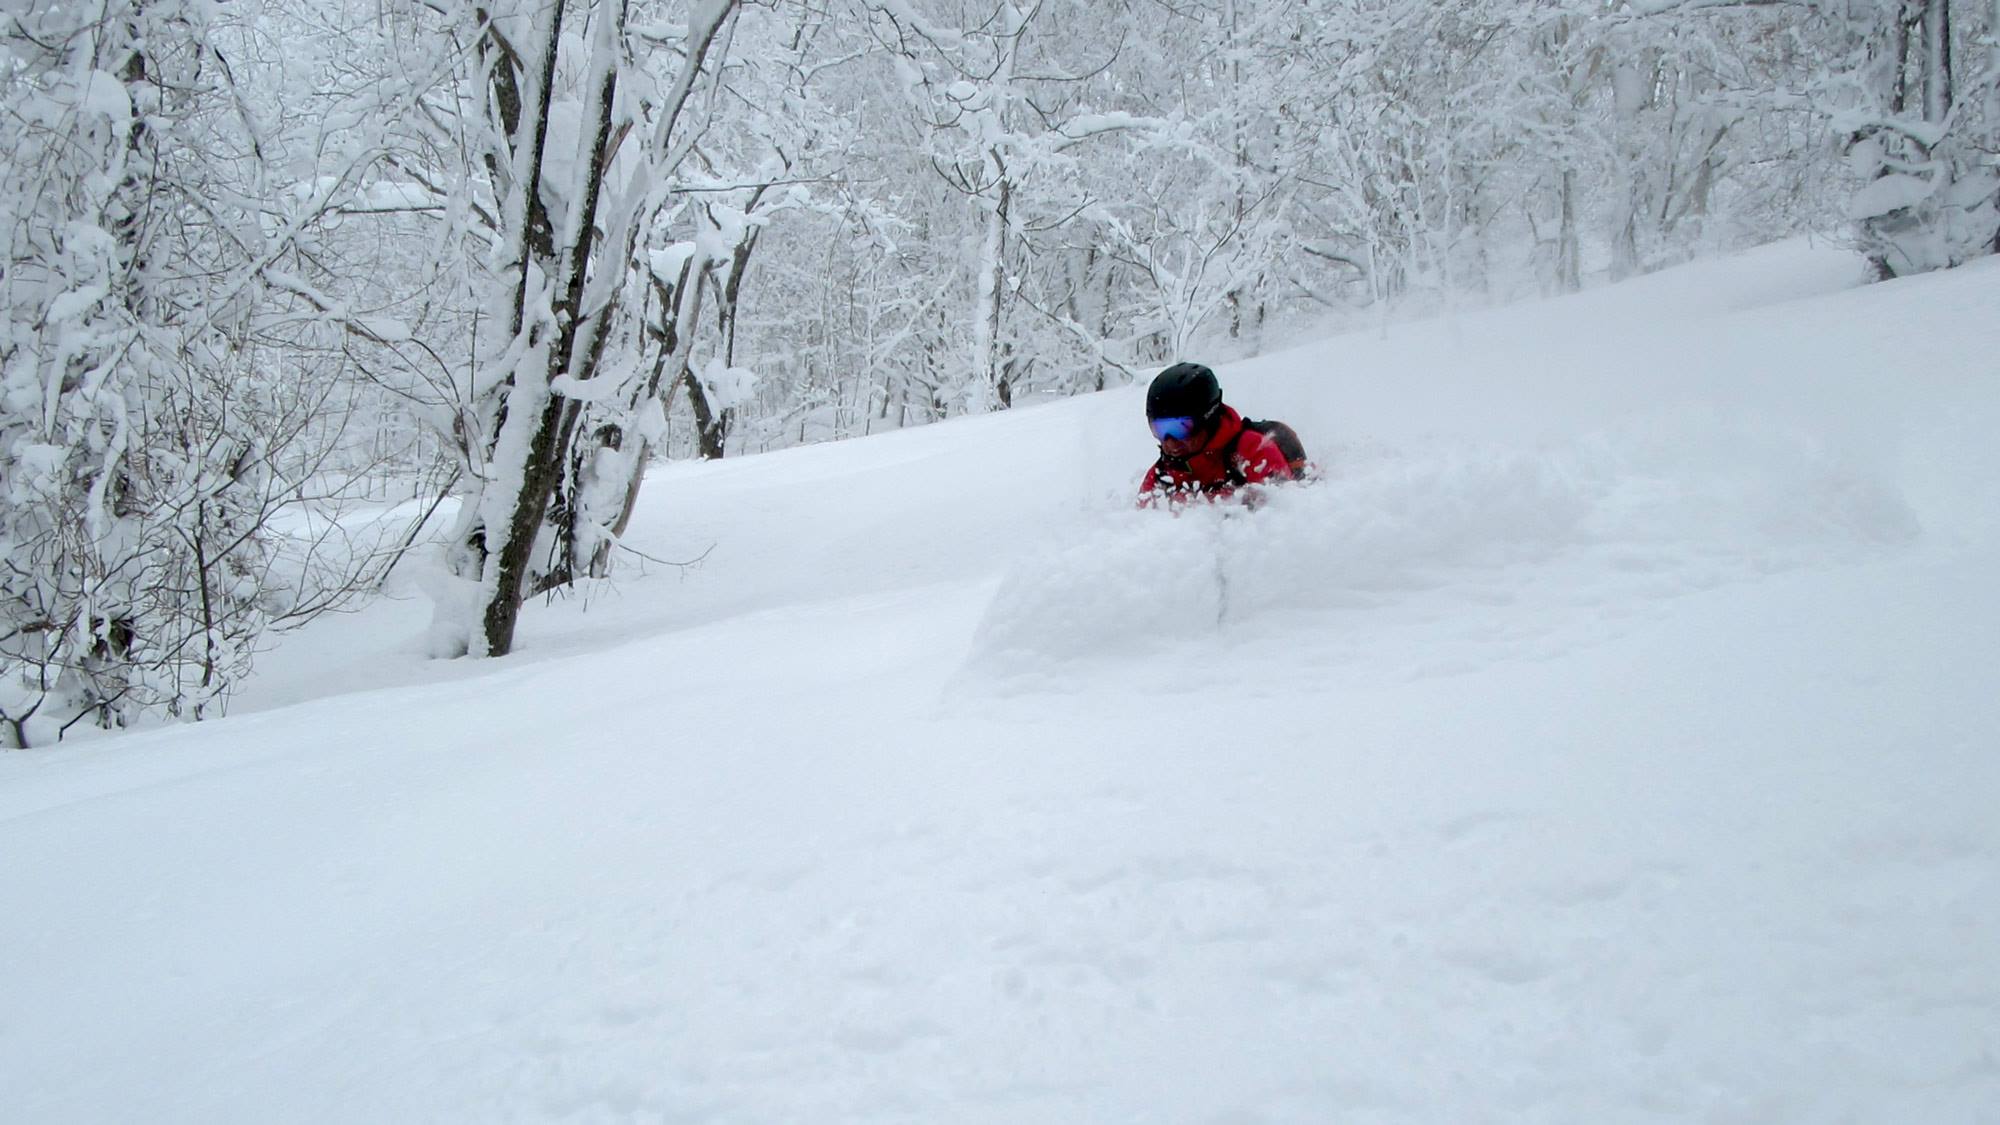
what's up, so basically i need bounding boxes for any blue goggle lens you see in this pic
[1150,415,1198,442]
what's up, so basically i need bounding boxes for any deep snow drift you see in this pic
[4,241,1997,1122]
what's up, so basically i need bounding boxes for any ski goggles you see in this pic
[1149,415,1201,443]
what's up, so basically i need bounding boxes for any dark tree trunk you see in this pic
[682,364,728,460]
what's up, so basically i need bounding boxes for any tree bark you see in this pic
[449,0,739,657]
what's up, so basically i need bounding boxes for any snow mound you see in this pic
[968,408,1917,674]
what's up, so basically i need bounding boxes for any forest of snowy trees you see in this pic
[2,0,1996,743]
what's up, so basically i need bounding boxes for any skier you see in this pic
[1138,362,1305,508]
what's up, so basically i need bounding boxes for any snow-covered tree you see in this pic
[1839,0,2000,276]
[0,0,433,744]
[423,0,742,658]
[1622,0,1998,279]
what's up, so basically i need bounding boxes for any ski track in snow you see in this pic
[969,406,1920,686]
[4,241,1999,1122]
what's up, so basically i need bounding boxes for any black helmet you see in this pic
[1146,362,1222,421]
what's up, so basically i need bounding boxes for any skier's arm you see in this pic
[1235,432,1294,486]
[1212,433,1292,510]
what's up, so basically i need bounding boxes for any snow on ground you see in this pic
[4,240,1998,1121]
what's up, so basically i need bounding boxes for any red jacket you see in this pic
[1140,406,1293,506]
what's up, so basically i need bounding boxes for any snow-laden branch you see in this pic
[1619,0,1794,14]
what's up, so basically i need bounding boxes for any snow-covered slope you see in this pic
[5,241,1997,1122]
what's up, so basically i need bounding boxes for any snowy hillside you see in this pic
[4,241,1998,1121]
